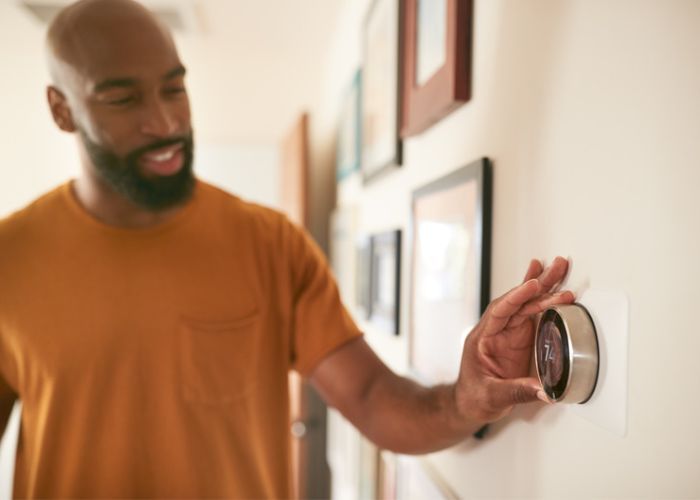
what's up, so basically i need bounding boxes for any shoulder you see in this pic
[197,180,299,241]
[0,184,67,276]
[0,184,66,243]
[195,181,320,272]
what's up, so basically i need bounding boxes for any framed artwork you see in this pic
[362,0,403,183]
[401,0,473,137]
[369,229,401,335]
[396,456,458,500]
[355,235,372,320]
[409,158,492,384]
[336,70,362,181]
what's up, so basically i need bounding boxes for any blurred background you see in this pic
[1,0,700,498]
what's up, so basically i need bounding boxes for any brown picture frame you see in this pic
[401,0,473,137]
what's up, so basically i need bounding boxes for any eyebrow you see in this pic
[164,65,186,80]
[93,65,187,93]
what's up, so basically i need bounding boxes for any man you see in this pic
[0,0,573,497]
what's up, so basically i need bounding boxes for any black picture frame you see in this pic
[369,229,401,335]
[408,158,492,384]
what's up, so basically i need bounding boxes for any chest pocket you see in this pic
[179,311,261,405]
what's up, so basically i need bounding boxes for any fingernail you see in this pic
[536,391,551,404]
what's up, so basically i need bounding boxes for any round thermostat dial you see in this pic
[535,304,599,404]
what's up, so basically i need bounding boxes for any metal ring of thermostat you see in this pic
[535,304,600,404]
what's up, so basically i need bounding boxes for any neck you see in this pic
[71,172,186,229]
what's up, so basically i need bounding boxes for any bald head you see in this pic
[46,0,179,89]
[44,0,188,138]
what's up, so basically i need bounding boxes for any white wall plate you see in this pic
[568,289,630,437]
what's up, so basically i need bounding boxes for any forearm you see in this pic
[338,371,482,454]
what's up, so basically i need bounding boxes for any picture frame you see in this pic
[336,70,362,181]
[401,0,473,137]
[396,456,458,500]
[355,235,373,320]
[369,229,401,335]
[409,158,492,384]
[362,0,403,183]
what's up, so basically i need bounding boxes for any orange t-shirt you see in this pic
[0,180,362,497]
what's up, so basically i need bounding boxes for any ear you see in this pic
[47,86,76,133]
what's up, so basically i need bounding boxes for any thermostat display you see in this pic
[535,304,599,404]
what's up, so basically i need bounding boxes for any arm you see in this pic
[311,337,469,454]
[310,257,574,454]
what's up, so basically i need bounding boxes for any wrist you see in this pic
[446,383,486,437]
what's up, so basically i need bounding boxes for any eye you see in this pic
[163,86,187,97]
[106,95,136,106]
[98,91,138,106]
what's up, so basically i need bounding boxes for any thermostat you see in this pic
[535,304,599,404]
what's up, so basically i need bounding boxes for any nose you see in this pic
[139,98,180,138]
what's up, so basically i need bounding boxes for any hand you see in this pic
[453,257,575,424]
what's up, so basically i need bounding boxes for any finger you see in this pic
[517,290,576,317]
[484,279,540,334]
[535,256,570,293]
[550,256,572,293]
[522,259,543,283]
[489,279,540,320]
[505,290,576,329]
[487,377,542,408]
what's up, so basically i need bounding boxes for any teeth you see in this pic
[144,146,181,163]
[149,150,175,162]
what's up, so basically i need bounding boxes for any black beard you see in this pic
[80,131,196,211]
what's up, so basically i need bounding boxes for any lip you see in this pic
[139,143,184,176]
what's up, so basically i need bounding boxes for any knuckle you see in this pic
[512,385,532,404]
[485,299,497,315]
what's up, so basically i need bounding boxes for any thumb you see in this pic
[488,377,545,408]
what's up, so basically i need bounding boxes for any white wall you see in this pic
[0,3,80,219]
[195,144,280,210]
[314,0,700,498]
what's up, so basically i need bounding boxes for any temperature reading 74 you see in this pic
[543,341,555,362]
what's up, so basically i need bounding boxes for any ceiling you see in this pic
[14,0,347,145]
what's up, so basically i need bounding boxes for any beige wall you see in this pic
[0,3,80,219]
[313,1,700,497]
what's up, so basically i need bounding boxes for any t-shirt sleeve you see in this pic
[284,219,363,377]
